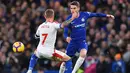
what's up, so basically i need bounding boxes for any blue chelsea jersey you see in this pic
[64,12,106,41]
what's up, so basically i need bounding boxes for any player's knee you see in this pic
[80,49,87,58]
[63,55,71,61]
[80,54,86,58]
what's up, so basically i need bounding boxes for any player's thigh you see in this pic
[35,48,53,59]
[52,50,70,61]
[77,41,88,57]
[66,42,76,56]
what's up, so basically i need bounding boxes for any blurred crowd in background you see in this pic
[0,0,130,73]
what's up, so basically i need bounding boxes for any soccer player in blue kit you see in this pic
[59,1,115,73]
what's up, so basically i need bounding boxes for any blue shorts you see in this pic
[66,40,88,56]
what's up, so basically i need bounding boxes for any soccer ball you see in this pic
[13,42,25,53]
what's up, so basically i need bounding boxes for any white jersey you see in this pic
[35,22,65,59]
[36,21,61,50]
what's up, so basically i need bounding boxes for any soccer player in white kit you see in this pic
[26,9,77,73]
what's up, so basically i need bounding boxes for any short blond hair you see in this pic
[44,9,54,18]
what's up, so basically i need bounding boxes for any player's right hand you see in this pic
[71,12,78,20]
[107,14,115,19]
[66,37,71,43]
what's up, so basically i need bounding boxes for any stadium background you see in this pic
[0,0,130,73]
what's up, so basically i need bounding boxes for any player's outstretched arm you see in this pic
[87,12,114,19]
[61,18,74,28]
[60,12,78,28]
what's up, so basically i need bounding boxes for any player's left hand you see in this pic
[107,14,115,19]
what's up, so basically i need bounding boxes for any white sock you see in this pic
[72,57,85,73]
[59,62,65,73]
[27,70,32,73]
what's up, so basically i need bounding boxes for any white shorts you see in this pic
[35,47,65,61]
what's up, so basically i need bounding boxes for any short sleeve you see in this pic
[54,22,61,29]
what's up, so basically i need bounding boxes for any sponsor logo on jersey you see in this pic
[74,23,85,28]
[41,25,49,28]
[81,18,85,22]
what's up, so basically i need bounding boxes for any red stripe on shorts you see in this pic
[53,49,63,59]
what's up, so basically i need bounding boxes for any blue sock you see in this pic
[64,59,72,73]
[28,54,38,70]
